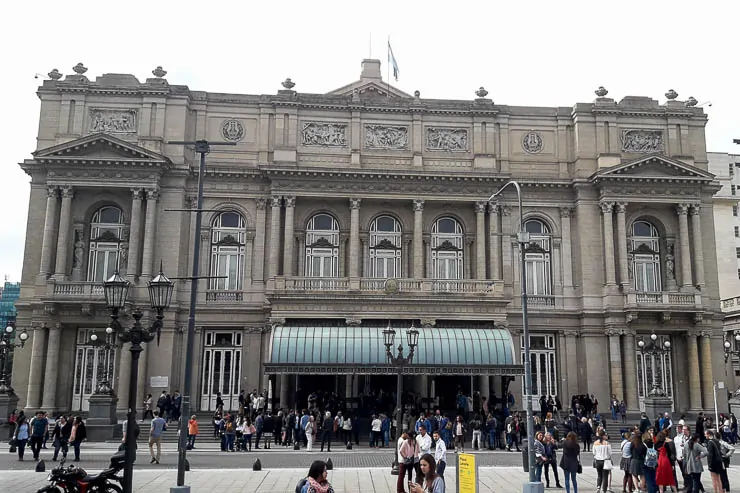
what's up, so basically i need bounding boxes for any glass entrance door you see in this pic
[72,329,116,411]
[200,331,242,411]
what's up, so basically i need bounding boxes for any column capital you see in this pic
[559,207,574,218]
[614,202,628,214]
[599,201,615,214]
[474,201,487,214]
[500,205,512,217]
[413,199,424,212]
[270,195,282,208]
[185,195,197,209]
[145,189,159,201]
[605,328,623,337]
[60,186,75,199]
[283,195,296,208]
[489,202,501,215]
[256,198,267,210]
[624,327,637,337]
[349,197,362,210]
[562,329,580,337]
[676,203,691,215]
[131,188,144,200]
[46,185,59,198]
[690,203,701,215]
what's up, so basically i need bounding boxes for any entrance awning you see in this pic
[264,324,523,376]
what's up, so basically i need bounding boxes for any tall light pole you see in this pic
[167,139,235,491]
[383,322,419,475]
[489,181,541,493]
[0,322,29,395]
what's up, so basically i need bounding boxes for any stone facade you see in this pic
[11,60,725,416]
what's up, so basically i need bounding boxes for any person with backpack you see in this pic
[643,434,660,493]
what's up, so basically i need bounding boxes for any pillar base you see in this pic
[644,395,673,422]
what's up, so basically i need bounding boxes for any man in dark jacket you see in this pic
[639,413,652,434]
[696,413,705,443]
[261,411,274,449]
[51,415,72,461]
[320,411,333,452]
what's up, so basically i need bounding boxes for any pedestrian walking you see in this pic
[148,411,167,464]
[51,415,71,461]
[433,430,447,478]
[12,413,30,461]
[320,411,333,452]
[29,410,49,461]
[69,416,86,462]
[187,415,199,449]
[560,432,581,493]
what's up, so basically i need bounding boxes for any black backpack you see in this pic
[295,478,308,493]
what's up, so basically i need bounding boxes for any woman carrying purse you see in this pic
[593,431,613,493]
[560,432,582,493]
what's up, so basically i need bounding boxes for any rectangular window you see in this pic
[733,185,737,196]
[734,205,738,217]
[634,254,661,292]
[737,248,740,259]
[736,226,739,238]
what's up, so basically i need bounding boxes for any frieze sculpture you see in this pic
[221,119,245,142]
[364,125,409,150]
[301,122,347,147]
[622,130,664,153]
[522,131,544,154]
[89,109,137,134]
[425,127,468,152]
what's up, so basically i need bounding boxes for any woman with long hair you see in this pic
[409,453,445,493]
[560,431,581,493]
[655,430,677,493]
[305,460,335,493]
[69,416,86,462]
[12,412,29,461]
[629,431,645,491]
[704,430,724,493]
[685,433,707,493]
[397,431,420,493]
[593,431,613,493]
[620,431,635,493]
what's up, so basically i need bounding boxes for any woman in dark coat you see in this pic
[630,432,646,489]
[560,431,581,493]
[579,418,592,452]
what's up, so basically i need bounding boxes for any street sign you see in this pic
[457,452,478,493]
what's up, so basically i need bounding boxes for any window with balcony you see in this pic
[431,217,464,279]
[523,219,552,295]
[631,220,661,293]
[305,213,339,277]
[209,212,245,290]
[369,215,401,278]
[87,206,124,282]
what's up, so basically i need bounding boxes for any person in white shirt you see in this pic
[674,424,689,490]
[433,430,447,477]
[592,431,613,493]
[417,426,432,456]
[371,414,382,449]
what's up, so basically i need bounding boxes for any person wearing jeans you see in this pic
[592,431,613,493]
[433,431,447,478]
[29,411,49,461]
[561,432,581,493]
[13,418,30,461]
[534,432,547,482]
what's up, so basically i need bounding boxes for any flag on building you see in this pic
[388,41,399,81]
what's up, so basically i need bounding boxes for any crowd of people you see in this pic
[8,409,87,462]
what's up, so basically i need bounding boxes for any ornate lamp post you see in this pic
[89,326,117,395]
[102,267,174,493]
[0,322,29,395]
[383,322,419,475]
[637,333,672,396]
[723,332,740,364]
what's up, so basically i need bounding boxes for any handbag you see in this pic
[603,458,614,470]
[403,456,414,466]
[577,453,583,474]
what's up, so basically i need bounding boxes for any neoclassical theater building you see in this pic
[12,59,726,417]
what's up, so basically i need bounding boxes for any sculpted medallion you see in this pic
[622,130,664,152]
[426,127,468,152]
[301,122,347,147]
[89,109,137,134]
[221,119,245,142]
[522,131,544,154]
[364,125,409,150]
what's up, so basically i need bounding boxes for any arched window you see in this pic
[210,212,245,290]
[370,215,402,278]
[305,214,339,277]
[523,219,552,296]
[631,220,661,292]
[87,206,124,282]
[431,217,463,280]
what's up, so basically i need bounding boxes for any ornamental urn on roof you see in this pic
[47,69,62,80]
[665,89,678,100]
[73,63,87,75]
[152,66,167,78]
[281,78,295,90]
[595,86,608,97]
[475,86,489,98]
[685,96,698,107]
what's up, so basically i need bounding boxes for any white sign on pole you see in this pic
[150,376,169,388]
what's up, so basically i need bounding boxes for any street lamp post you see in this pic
[383,322,419,475]
[89,326,117,395]
[636,333,672,397]
[723,332,740,364]
[0,322,29,395]
[489,181,541,493]
[102,268,174,493]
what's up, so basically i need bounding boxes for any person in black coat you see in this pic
[579,418,593,452]
[51,416,72,461]
[695,413,705,443]
[560,432,581,493]
[320,412,333,452]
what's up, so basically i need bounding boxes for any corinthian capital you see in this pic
[270,195,282,208]
[61,186,75,199]
[350,198,362,210]
[283,195,296,208]
[690,203,701,215]
[676,203,690,216]
[256,198,267,210]
[46,186,58,198]
[475,201,487,214]
[559,207,574,218]
[615,202,628,214]
[599,201,614,214]
[413,199,424,212]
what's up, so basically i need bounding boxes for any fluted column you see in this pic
[54,186,74,279]
[475,201,487,278]
[126,188,144,279]
[253,199,267,282]
[622,328,638,410]
[283,196,296,276]
[559,207,574,290]
[677,203,693,289]
[699,330,713,409]
[41,324,62,410]
[39,186,59,277]
[117,343,132,412]
[615,202,629,288]
[140,189,159,278]
[489,204,501,280]
[25,325,48,409]
[501,207,513,284]
[606,329,624,402]
[413,199,424,278]
[686,330,702,409]
[349,198,361,278]
[563,330,579,398]
[600,201,616,286]
[268,196,282,278]
[690,204,705,288]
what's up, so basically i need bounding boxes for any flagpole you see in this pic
[387,36,390,99]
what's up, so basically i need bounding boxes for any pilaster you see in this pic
[489,203,501,280]
[622,327,639,411]
[349,198,361,279]
[413,199,424,278]
[475,201,487,279]
[559,207,574,292]
[38,186,59,279]
[677,203,693,290]
[600,201,616,286]
[41,324,62,410]
[141,189,159,279]
[690,204,705,288]
[126,188,144,280]
[268,196,282,279]
[53,186,74,280]
[283,196,296,276]
[253,198,267,283]
[25,325,48,409]
[615,202,629,289]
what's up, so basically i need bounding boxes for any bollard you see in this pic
[326,457,333,470]
[521,442,529,472]
[35,460,46,473]
[184,458,190,471]
[253,458,262,471]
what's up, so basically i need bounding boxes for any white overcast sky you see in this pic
[0,0,737,282]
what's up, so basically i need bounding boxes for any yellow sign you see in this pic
[457,453,478,493]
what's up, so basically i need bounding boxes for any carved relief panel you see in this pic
[89,109,137,134]
[301,122,348,147]
[621,130,664,153]
[425,127,469,152]
[364,124,409,150]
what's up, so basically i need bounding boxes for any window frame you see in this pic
[305,213,340,278]
[431,217,464,280]
[369,215,402,279]
[209,211,246,291]
[631,220,662,293]
[87,206,124,282]
[523,219,552,296]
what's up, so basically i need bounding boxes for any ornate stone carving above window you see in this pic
[426,127,469,152]
[621,129,664,153]
[216,234,243,246]
[89,109,137,134]
[301,122,347,147]
[435,239,461,251]
[309,237,335,248]
[364,124,409,150]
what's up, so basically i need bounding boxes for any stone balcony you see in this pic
[722,296,740,313]
[48,280,105,301]
[269,276,504,296]
[624,291,702,312]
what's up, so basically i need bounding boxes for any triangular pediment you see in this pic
[33,133,171,164]
[328,80,413,100]
[592,154,714,181]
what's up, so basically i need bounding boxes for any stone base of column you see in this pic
[729,397,740,418]
[86,393,119,441]
[0,393,19,425]
[644,395,673,423]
